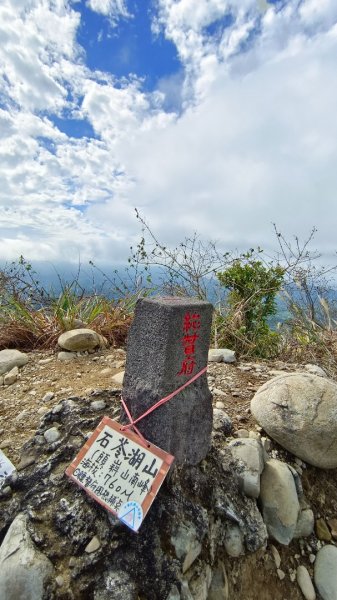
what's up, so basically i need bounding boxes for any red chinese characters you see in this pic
[178,312,201,376]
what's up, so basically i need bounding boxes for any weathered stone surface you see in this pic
[259,459,300,545]
[44,427,61,443]
[94,569,137,600]
[208,562,229,600]
[294,509,314,539]
[111,371,124,385]
[297,565,316,600]
[208,349,236,363]
[0,513,53,600]
[316,518,332,542]
[224,524,244,557]
[251,373,337,468]
[304,364,327,377]
[227,438,264,499]
[213,409,232,435]
[171,521,203,573]
[0,349,28,376]
[122,297,213,465]
[57,351,77,361]
[58,328,103,351]
[314,545,337,600]
[4,366,19,385]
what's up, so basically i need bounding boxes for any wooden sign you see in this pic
[66,416,174,532]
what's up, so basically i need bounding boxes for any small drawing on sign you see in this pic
[118,501,143,532]
[66,416,174,532]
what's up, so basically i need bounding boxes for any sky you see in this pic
[1,0,337,272]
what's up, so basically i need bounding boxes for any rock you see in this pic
[208,349,236,363]
[171,522,203,573]
[227,438,264,499]
[44,427,61,443]
[251,373,337,468]
[314,544,337,600]
[224,524,244,557]
[236,429,249,438]
[327,518,337,540]
[4,366,19,385]
[16,455,36,471]
[294,509,314,539]
[0,349,28,375]
[58,329,103,351]
[94,569,137,600]
[122,297,213,465]
[99,367,113,376]
[85,535,101,553]
[55,576,64,587]
[259,459,300,545]
[304,364,327,377]
[57,351,77,361]
[277,569,286,580]
[0,513,54,599]
[111,371,125,385]
[316,518,332,542]
[42,391,54,403]
[208,350,224,363]
[296,565,316,600]
[38,357,53,364]
[215,401,225,409]
[271,544,281,569]
[208,562,229,600]
[213,409,232,435]
[90,400,106,410]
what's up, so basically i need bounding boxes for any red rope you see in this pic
[120,365,208,437]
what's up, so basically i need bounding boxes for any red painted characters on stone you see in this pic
[178,312,201,376]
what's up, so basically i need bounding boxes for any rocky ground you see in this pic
[0,348,337,599]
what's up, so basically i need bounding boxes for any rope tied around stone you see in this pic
[120,365,208,444]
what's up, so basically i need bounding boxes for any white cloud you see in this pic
[0,0,337,269]
[86,0,131,22]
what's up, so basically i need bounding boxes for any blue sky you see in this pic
[1,0,337,270]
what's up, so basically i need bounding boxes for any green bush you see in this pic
[216,255,285,358]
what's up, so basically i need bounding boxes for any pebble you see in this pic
[0,440,11,449]
[327,518,337,540]
[296,566,316,600]
[277,569,286,580]
[37,406,49,415]
[271,545,281,569]
[42,392,54,403]
[316,518,332,542]
[111,371,124,385]
[215,401,225,409]
[58,351,77,361]
[90,400,106,410]
[4,366,19,385]
[38,358,53,364]
[85,535,101,554]
[44,427,61,443]
[99,367,113,376]
[16,455,36,471]
[236,429,249,438]
[55,575,64,587]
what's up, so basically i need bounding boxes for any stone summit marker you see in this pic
[121,297,213,465]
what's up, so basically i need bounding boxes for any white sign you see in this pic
[66,417,174,532]
[0,449,16,489]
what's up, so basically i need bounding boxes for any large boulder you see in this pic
[0,513,54,599]
[251,373,337,469]
[0,349,28,375]
[259,459,300,545]
[58,328,106,352]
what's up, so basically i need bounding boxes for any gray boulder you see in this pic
[251,373,337,468]
[259,459,300,545]
[208,349,236,363]
[314,544,337,600]
[0,349,28,376]
[227,438,264,499]
[0,513,54,600]
[58,328,106,351]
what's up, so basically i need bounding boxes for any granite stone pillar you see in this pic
[121,297,213,465]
